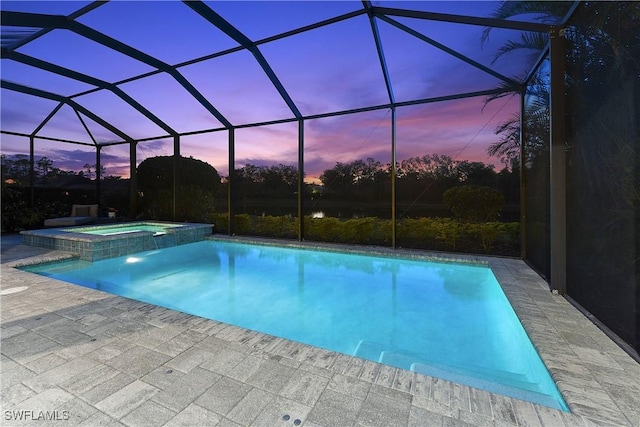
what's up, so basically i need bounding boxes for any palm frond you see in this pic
[481,1,572,46]
[492,32,549,64]
[1,29,38,48]
[488,112,520,159]
[482,76,527,111]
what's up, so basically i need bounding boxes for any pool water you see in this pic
[23,240,568,410]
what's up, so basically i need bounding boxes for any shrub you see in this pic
[137,155,221,222]
[342,217,377,244]
[1,187,40,232]
[137,155,221,194]
[255,215,296,238]
[212,212,229,233]
[471,223,501,252]
[138,186,216,222]
[396,217,519,255]
[443,185,505,222]
[432,218,461,250]
[209,213,519,256]
[305,217,343,242]
[234,214,252,234]
[397,218,438,246]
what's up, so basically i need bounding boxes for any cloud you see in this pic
[51,148,94,163]
[2,91,516,180]
[139,139,170,152]
[0,108,43,130]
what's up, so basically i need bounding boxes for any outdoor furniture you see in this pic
[44,204,99,227]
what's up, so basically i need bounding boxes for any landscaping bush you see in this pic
[234,214,252,234]
[211,212,229,233]
[136,186,217,222]
[1,186,41,232]
[342,217,377,244]
[397,217,519,255]
[396,218,438,246]
[432,218,462,250]
[210,212,519,256]
[305,217,343,242]
[211,213,297,238]
[254,215,297,238]
[137,155,221,222]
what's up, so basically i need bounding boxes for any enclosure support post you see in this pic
[549,27,567,294]
[228,128,235,235]
[519,90,527,260]
[29,136,35,207]
[297,119,305,241]
[96,145,101,206]
[129,141,137,219]
[391,107,397,249]
[173,135,180,221]
[28,103,63,209]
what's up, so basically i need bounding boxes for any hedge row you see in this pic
[212,213,519,256]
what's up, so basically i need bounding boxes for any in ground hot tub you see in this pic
[71,223,182,236]
[21,222,213,261]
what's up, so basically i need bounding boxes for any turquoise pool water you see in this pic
[23,240,568,410]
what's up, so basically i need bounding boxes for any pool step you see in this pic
[353,340,422,371]
[352,341,558,406]
[353,340,388,363]
[353,340,535,389]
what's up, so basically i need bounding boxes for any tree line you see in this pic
[1,154,113,184]
[227,154,519,206]
[2,153,519,207]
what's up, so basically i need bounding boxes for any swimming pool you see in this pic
[22,240,568,411]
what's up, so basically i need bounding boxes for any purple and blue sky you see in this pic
[1,1,540,181]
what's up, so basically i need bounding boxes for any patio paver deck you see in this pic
[1,234,639,426]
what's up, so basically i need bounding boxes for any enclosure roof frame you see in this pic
[0,1,563,147]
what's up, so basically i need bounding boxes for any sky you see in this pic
[0,1,544,181]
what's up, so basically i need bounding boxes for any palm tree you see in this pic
[481,1,573,55]
[482,2,571,164]
[484,2,640,165]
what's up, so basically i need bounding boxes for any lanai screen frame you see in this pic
[1,1,580,293]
